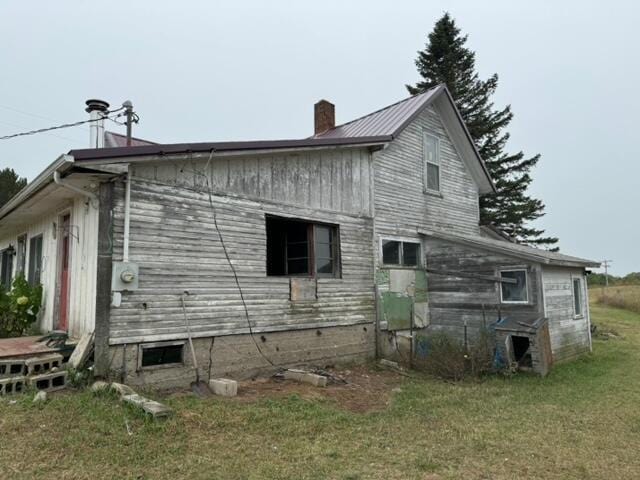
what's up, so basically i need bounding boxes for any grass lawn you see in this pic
[2,303,640,479]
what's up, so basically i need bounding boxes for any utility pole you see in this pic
[123,100,134,146]
[602,259,613,296]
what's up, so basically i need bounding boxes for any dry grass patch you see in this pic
[591,285,640,314]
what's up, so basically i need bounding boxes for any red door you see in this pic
[58,214,71,331]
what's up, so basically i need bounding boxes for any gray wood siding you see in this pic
[108,177,375,345]
[424,238,543,342]
[542,267,591,361]
[373,106,480,240]
[130,148,373,217]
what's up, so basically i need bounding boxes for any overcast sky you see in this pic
[1,1,638,275]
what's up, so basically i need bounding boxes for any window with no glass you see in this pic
[266,216,339,277]
[423,132,440,192]
[381,240,421,267]
[572,277,583,317]
[500,270,528,303]
[140,342,185,368]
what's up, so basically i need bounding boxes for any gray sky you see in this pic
[1,1,638,275]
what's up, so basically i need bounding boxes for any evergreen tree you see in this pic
[0,168,27,208]
[407,13,557,248]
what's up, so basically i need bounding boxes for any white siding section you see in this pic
[0,195,99,338]
[373,105,481,240]
[542,267,591,361]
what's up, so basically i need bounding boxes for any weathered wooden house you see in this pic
[0,87,598,386]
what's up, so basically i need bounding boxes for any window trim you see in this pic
[28,233,44,286]
[380,237,423,268]
[572,275,584,318]
[16,233,27,276]
[499,269,529,304]
[137,340,186,371]
[265,215,341,279]
[423,131,441,194]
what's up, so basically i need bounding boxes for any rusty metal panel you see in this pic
[289,278,317,302]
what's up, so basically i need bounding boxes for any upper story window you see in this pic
[266,216,340,278]
[381,239,421,267]
[500,269,528,303]
[423,132,441,193]
[572,277,584,317]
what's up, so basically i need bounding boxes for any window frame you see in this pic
[572,276,584,318]
[137,340,186,371]
[16,233,27,276]
[423,131,441,194]
[499,269,529,304]
[0,248,13,291]
[28,234,44,286]
[380,237,423,268]
[265,215,341,279]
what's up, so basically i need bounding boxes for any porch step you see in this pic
[0,359,27,378]
[25,354,63,376]
[0,376,26,395]
[28,371,67,393]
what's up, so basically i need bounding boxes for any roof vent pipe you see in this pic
[85,99,110,148]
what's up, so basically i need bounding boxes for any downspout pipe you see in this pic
[122,170,131,263]
[53,168,99,207]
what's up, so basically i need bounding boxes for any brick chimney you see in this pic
[314,99,335,135]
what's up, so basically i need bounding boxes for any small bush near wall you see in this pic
[414,328,497,381]
[0,275,43,338]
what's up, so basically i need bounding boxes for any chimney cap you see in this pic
[85,99,110,113]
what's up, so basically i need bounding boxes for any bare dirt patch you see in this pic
[235,365,405,413]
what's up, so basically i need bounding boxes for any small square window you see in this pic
[500,270,528,303]
[140,342,185,368]
[382,240,400,265]
[381,239,421,267]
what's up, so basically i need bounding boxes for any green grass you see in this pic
[3,303,640,479]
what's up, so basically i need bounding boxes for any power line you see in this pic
[0,109,126,141]
[0,103,91,132]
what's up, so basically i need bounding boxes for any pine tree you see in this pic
[0,168,27,208]
[407,13,557,248]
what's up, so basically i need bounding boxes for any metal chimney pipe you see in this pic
[85,99,110,148]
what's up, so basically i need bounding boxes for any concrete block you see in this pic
[0,359,26,378]
[68,332,94,370]
[0,376,26,395]
[25,354,63,376]
[28,371,67,392]
[122,393,172,419]
[283,369,328,387]
[209,378,238,397]
[33,391,47,404]
[110,382,136,398]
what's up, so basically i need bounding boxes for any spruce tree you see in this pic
[407,13,557,248]
[0,168,27,208]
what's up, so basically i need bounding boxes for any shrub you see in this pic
[0,275,43,338]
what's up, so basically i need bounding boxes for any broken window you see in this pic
[28,234,43,286]
[266,216,339,277]
[500,270,528,303]
[382,239,421,267]
[140,342,185,368]
[573,277,583,317]
[423,132,440,192]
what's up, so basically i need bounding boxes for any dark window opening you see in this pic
[28,235,43,286]
[511,335,532,368]
[141,344,184,368]
[382,240,421,267]
[0,249,12,291]
[266,216,339,277]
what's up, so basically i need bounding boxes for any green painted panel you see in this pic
[382,292,413,330]
[415,269,428,302]
[376,269,390,287]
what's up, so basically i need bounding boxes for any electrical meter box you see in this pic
[112,262,139,291]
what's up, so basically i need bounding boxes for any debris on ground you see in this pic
[93,381,172,419]
[209,378,238,397]
[68,332,94,370]
[282,369,328,387]
[33,391,47,404]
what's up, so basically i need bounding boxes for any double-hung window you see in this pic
[572,277,584,317]
[266,216,339,277]
[423,132,440,193]
[500,270,528,303]
[381,239,421,267]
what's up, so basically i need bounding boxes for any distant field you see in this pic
[590,285,640,314]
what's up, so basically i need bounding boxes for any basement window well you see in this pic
[139,342,185,369]
[266,216,339,277]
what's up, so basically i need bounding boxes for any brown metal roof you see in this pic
[70,136,391,161]
[104,131,157,148]
[314,85,442,139]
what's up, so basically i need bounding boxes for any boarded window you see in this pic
[500,270,528,303]
[573,277,583,317]
[0,249,12,290]
[266,216,339,277]
[28,235,43,285]
[16,234,27,275]
[382,240,421,267]
[140,343,184,368]
[424,133,440,192]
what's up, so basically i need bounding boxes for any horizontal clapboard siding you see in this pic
[542,267,590,361]
[108,178,375,344]
[373,106,480,239]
